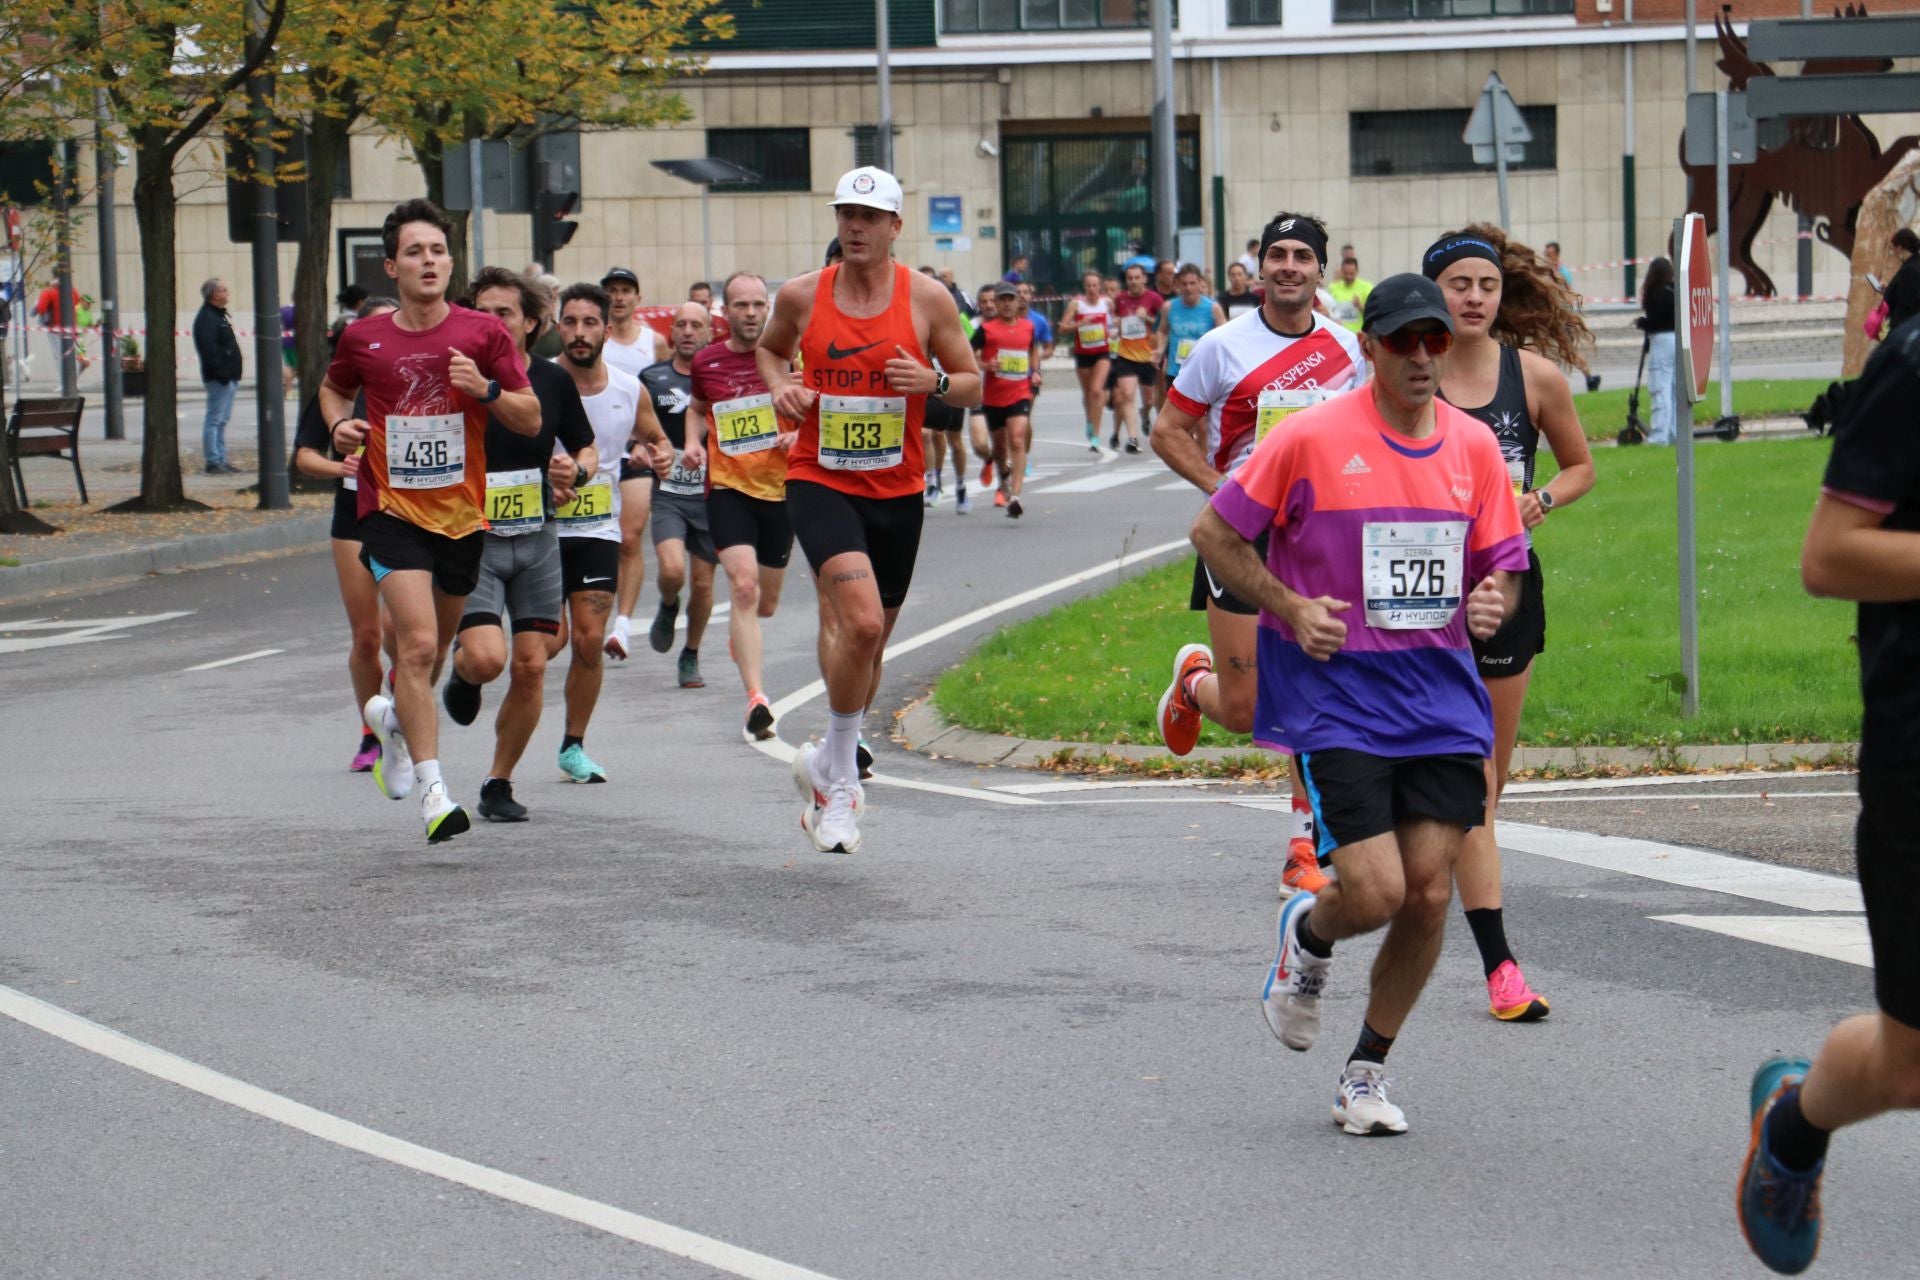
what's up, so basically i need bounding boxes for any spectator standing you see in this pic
[1544,242,1576,293]
[32,280,73,376]
[1638,256,1677,446]
[192,277,244,473]
[1326,256,1374,332]
[280,299,297,394]
[1218,261,1260,320]
[1884,228,1920,337]
[1235,239,1259,278]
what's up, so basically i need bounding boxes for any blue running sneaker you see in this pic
[1738,1056,1822,1275]
[557,742,607,784]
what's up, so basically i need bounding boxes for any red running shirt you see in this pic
[788,263,928,500]
[973,316,1036,408]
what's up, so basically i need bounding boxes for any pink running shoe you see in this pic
[1487,959,1550,1022]
[349,738,380,773]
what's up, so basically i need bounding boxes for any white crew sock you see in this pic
[415,758,442,791]
[823,709,863,786]
[1286,806,1310,843]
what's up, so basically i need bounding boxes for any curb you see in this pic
[0,513,332,602]
[897,700,1855,774]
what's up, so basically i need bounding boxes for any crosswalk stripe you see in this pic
[1030,469,1163,495]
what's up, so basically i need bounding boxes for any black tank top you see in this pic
[1448,344,1538,494]
[639,360,693,448]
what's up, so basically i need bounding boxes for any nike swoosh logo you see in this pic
[583,576,612,584]
[825,339,884,361]
[1202,563,1226,600]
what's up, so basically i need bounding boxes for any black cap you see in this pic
[600,267,640,288]
[1363,273,1455,336]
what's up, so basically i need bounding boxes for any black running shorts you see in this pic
[329,486,360,542]
[558,535,621,597]
[1297,749,1487,859]
[358,511,484,598]
[708,486,794,569]
[1108,357,1157,389]
[785,478,924,611]
[1188,532,1270,617]
[1471,548,1546,676]
[924,397,965,433]
[1857,767,1920,1030]
[983,401,1032,432]
[1074,351,1109,370]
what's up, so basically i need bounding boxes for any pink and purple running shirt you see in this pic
[1209,388,1529,759]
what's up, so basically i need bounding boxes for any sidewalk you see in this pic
[0,390,331,602]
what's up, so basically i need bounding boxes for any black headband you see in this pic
[1422,235,1501,280]
[1259,217,1328,270]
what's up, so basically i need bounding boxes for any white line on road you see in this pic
[0,610,196,655]
[1029,469,1163,495]
[0,984,842,1280]
[181,648,285,672]
[1503,769,1852,796]
[753,538,1191,805]
[1155,479,1193,491]
[1503,791,1858,804]
[1651,915,1872,967]
[1497,822,1863,913]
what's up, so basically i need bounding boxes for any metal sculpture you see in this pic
[1680,5,1918,297]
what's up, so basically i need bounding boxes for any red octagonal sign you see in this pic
[1679,212,1713,403]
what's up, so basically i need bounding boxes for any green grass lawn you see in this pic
[934,436,1860,749]
[1570,378,1827,442]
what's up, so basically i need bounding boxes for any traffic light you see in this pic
[532,187,578,270]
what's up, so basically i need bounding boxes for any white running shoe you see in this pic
[605,616,631,662]
[1333,1060,1407,1136]
[1261,890,1330,1050]
[794,741,866,853]
[362,694,414,800]
[419,779,471,844]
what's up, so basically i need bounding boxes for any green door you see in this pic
[1001,130,1199,300]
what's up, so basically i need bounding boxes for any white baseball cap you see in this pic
[829,166,903,214]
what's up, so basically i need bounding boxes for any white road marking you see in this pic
[181,648,284,672]
[1155,479,1193,491]
[1497,822,1862,913]
[1504,791,1858,805]
[1651,915,1872,968]
[994,777,1241,795]
[678,603,730,633]
[1503,769,1852,796]
[753,538,1191,805]
[0,983,842,1280]
[0,611,196,655]
[1029,469,1162,495]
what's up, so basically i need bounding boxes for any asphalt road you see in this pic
[1,389,1902,1279]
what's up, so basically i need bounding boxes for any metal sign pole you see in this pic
[1493,110,1512,229]
[468,139,486,270]
[1714,89,1734,420]
[1675,214,1700,718]
[875,0,893,173]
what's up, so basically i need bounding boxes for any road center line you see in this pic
[754,537,1191,805]
[1503,790,1858,804]
[0,984,842,1280]
[182,649,285,672]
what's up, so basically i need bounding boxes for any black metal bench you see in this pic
[6,396,87,505]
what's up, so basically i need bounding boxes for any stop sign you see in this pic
[1679,212,1713,403]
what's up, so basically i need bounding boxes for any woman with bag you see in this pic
[1639,257,1678,445]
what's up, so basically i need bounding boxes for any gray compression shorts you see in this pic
[459,524,564,635]
[650,490,718,564]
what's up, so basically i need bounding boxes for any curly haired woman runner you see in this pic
[1422,224,1596,1022]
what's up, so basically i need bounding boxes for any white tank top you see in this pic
[557,365,640,542]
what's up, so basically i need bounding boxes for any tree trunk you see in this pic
[296,111,350,405]
[121,127,191,510]
[0,300,61,535]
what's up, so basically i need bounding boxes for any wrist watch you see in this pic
[933,371,951,399]
[479,379,502,404]
[1536,488,1556,511]
[573,464,589,489]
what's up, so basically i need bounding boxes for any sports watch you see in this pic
[933,371,951,399]
[1536,487,1556,511]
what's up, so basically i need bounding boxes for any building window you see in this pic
[1335,0,1570,19]
[1228,0,1282,23]
[944,0,1158,33]
[1349,106,1557,177]
[0,141,58,206]
[706,127,811,193]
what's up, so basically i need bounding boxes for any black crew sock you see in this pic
[1765,1089,1832,1172]
[1295,910,1334,959]
[681,646,697,659]
[1464,907,1516,978]
[561,734,583,752]
[1350,1021,1395,1067]
[359,731,379,748]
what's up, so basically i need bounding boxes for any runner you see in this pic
[1218,261,1260,321]
[552,280,670,782]
[1150,213,1366,896]
[971,282,1040,519]
[757,165,982,854]
[1194,272,1526,1136]
[1327,254,1373,333]
[684,271,796,741]
[640,302,717,688]
[1425,225,1595,1022]
[1016,280,1054,482]
[601,267,669,628]
[321,199,540,842]
[1107,263,1163,453]
[968,278,1005,502]
[1735,319,1920,1275]
[438,268,600,819]
[1154,262,1226,392]
[1066,270,1114,452]
[293,297,397,772]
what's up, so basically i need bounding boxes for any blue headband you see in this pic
[1422,236,1501,280]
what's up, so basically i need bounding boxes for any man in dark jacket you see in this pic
[192,277,243,473]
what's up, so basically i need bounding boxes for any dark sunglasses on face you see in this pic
[1374,328,1454,357]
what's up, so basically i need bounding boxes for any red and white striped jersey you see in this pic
[1165,308,1367,475]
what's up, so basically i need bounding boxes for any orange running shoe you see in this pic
[1279,837,1328,897]
[1487,959,1551,1022]
[980,459,995,488]
[993,488,1008,508]
[1156,643,1212,756]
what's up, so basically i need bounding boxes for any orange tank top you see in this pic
[788,262,927,499]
